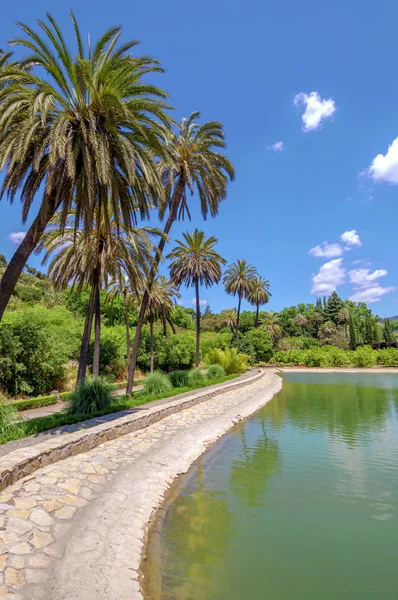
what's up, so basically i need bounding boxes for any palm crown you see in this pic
[167,229,226,288]
[223,260,257,299]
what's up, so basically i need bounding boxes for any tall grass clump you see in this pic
[0,394,22,438]
[68,376,112,415]
[205,348,248,375]
[188,368,205,387]
[206,364,225,379]
[143,372,173,396]
[168,370,190,388]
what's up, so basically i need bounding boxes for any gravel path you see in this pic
[0,371,281,600]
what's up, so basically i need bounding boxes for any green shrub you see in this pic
[324,347,350,367]
[200,332,233,356]
[245,328,274,363]
[233,335,255,364]
[143,372,173,396]
[88,326,126,380]
[273,349,303,365]
[0,394,22,438]
[157,335,196,371]
[205,347,248,375]
[206,364,225,379]
[170,305,195,330]
[188,368,205,386]
[352,346,377,368]
[59,391,73,402]
[0,307,80,396]
[168,370,190,388]
[302,349,328,367]
[377,348,398,367]
[68,376,112,415]
[12,395,58,412]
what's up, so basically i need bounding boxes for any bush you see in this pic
[12,395,58,412]
[188,368,205,386]
[68,376,112,415]
[143,372,173,396]
[88,326,126,380]
[0,394,22,438]
[206,364,225,379]
[233,335,255,364]
[352,346,377,368]
[205,347,248,375]
[170,305,194,330]
[377,348,398,366]
[200,332,233,357]
[157,335,196,371]
[245,328,274,363]
[168,370,190,388]
[0,307,78,396]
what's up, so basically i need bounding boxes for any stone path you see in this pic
[0,371,281,600]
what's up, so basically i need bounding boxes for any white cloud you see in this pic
[340,229,361,248]
[191,298,208,307]
[348,268,395,303]
[368,137,398,184]
[309,242,343,259]
[8,232,26,244]
[294,91,336,132]
[266,141,284,152]
[311,258,346,296]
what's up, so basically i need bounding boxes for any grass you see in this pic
[0,373,240,445]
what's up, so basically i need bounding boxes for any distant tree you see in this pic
[365,314,374,345]
[318,320,337,345]
[246,276,271,327]
[219,308,238,334]
[223,260,257,340]
[202,304,212,318]
[338,307,350,338]
[167,229,226,367]
[259,311,283,343]
[0,254,7,268]
[349,311,357,350]
[383,318,394,344]
[294,314,308,336]
[325,291,344,324]
[323,296,327,310]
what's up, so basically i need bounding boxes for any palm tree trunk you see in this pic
[236,294,242,341]
[92,280,101,377]
[76,285,96,387]
[149,311,154,374]
[0,194,61,321]
[124,290,131,362]
[195,278,201,367]
[255,303,259,328]
[126,176,185,394]
[167,317,177,334]
[162,307,168,336]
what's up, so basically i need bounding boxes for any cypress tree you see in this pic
[323,296,327,310]
[383,318,394,344]
[365,314,373,345]
[349,311,357,350]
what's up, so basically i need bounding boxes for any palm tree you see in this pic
[167,229,226,367]
[137,277,180,373]
[294,313,308,336]
[223,260,257,340]
[338,307,350,338]
[259,311,283,343]
[318,320,337,344]
[106,272,136,363]
[39,208,159,385]
[157,276,180,336]
[0,12,170,320]
[127,112,235,392]
[219,308,238,334]
[247,276,271,327]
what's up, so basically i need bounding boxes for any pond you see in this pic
[144,373,398,600]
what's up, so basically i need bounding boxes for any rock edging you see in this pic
[0,370,265,492]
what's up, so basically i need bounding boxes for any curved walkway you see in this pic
[0,371,282,600]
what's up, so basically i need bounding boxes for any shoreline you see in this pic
[274,367,398,373]
[45,371,282,600]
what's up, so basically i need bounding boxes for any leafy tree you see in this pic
[246,276,271,327]
[0,13,170,320]
[168,229,225,367]
[223,260,257,340]
[365,314,374,345]
[127,112,235,393]
[349,311,357,350]
[171,305,194,330]
[245,328,273,362]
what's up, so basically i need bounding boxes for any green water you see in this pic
[146,373,398,600]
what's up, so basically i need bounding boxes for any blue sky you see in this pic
[1,0,398,316]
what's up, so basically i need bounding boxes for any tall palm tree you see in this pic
[259,311,283,343]
[39,208,159,385]
[0,12,170,321]
[127,112,235,392]
[247,276,271,327]
[338,306,350,338]
[167,229,226,367]
[294,314,309,336]
[223,260,257,340]
[137,277,180,373]
[157,275,180,336]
